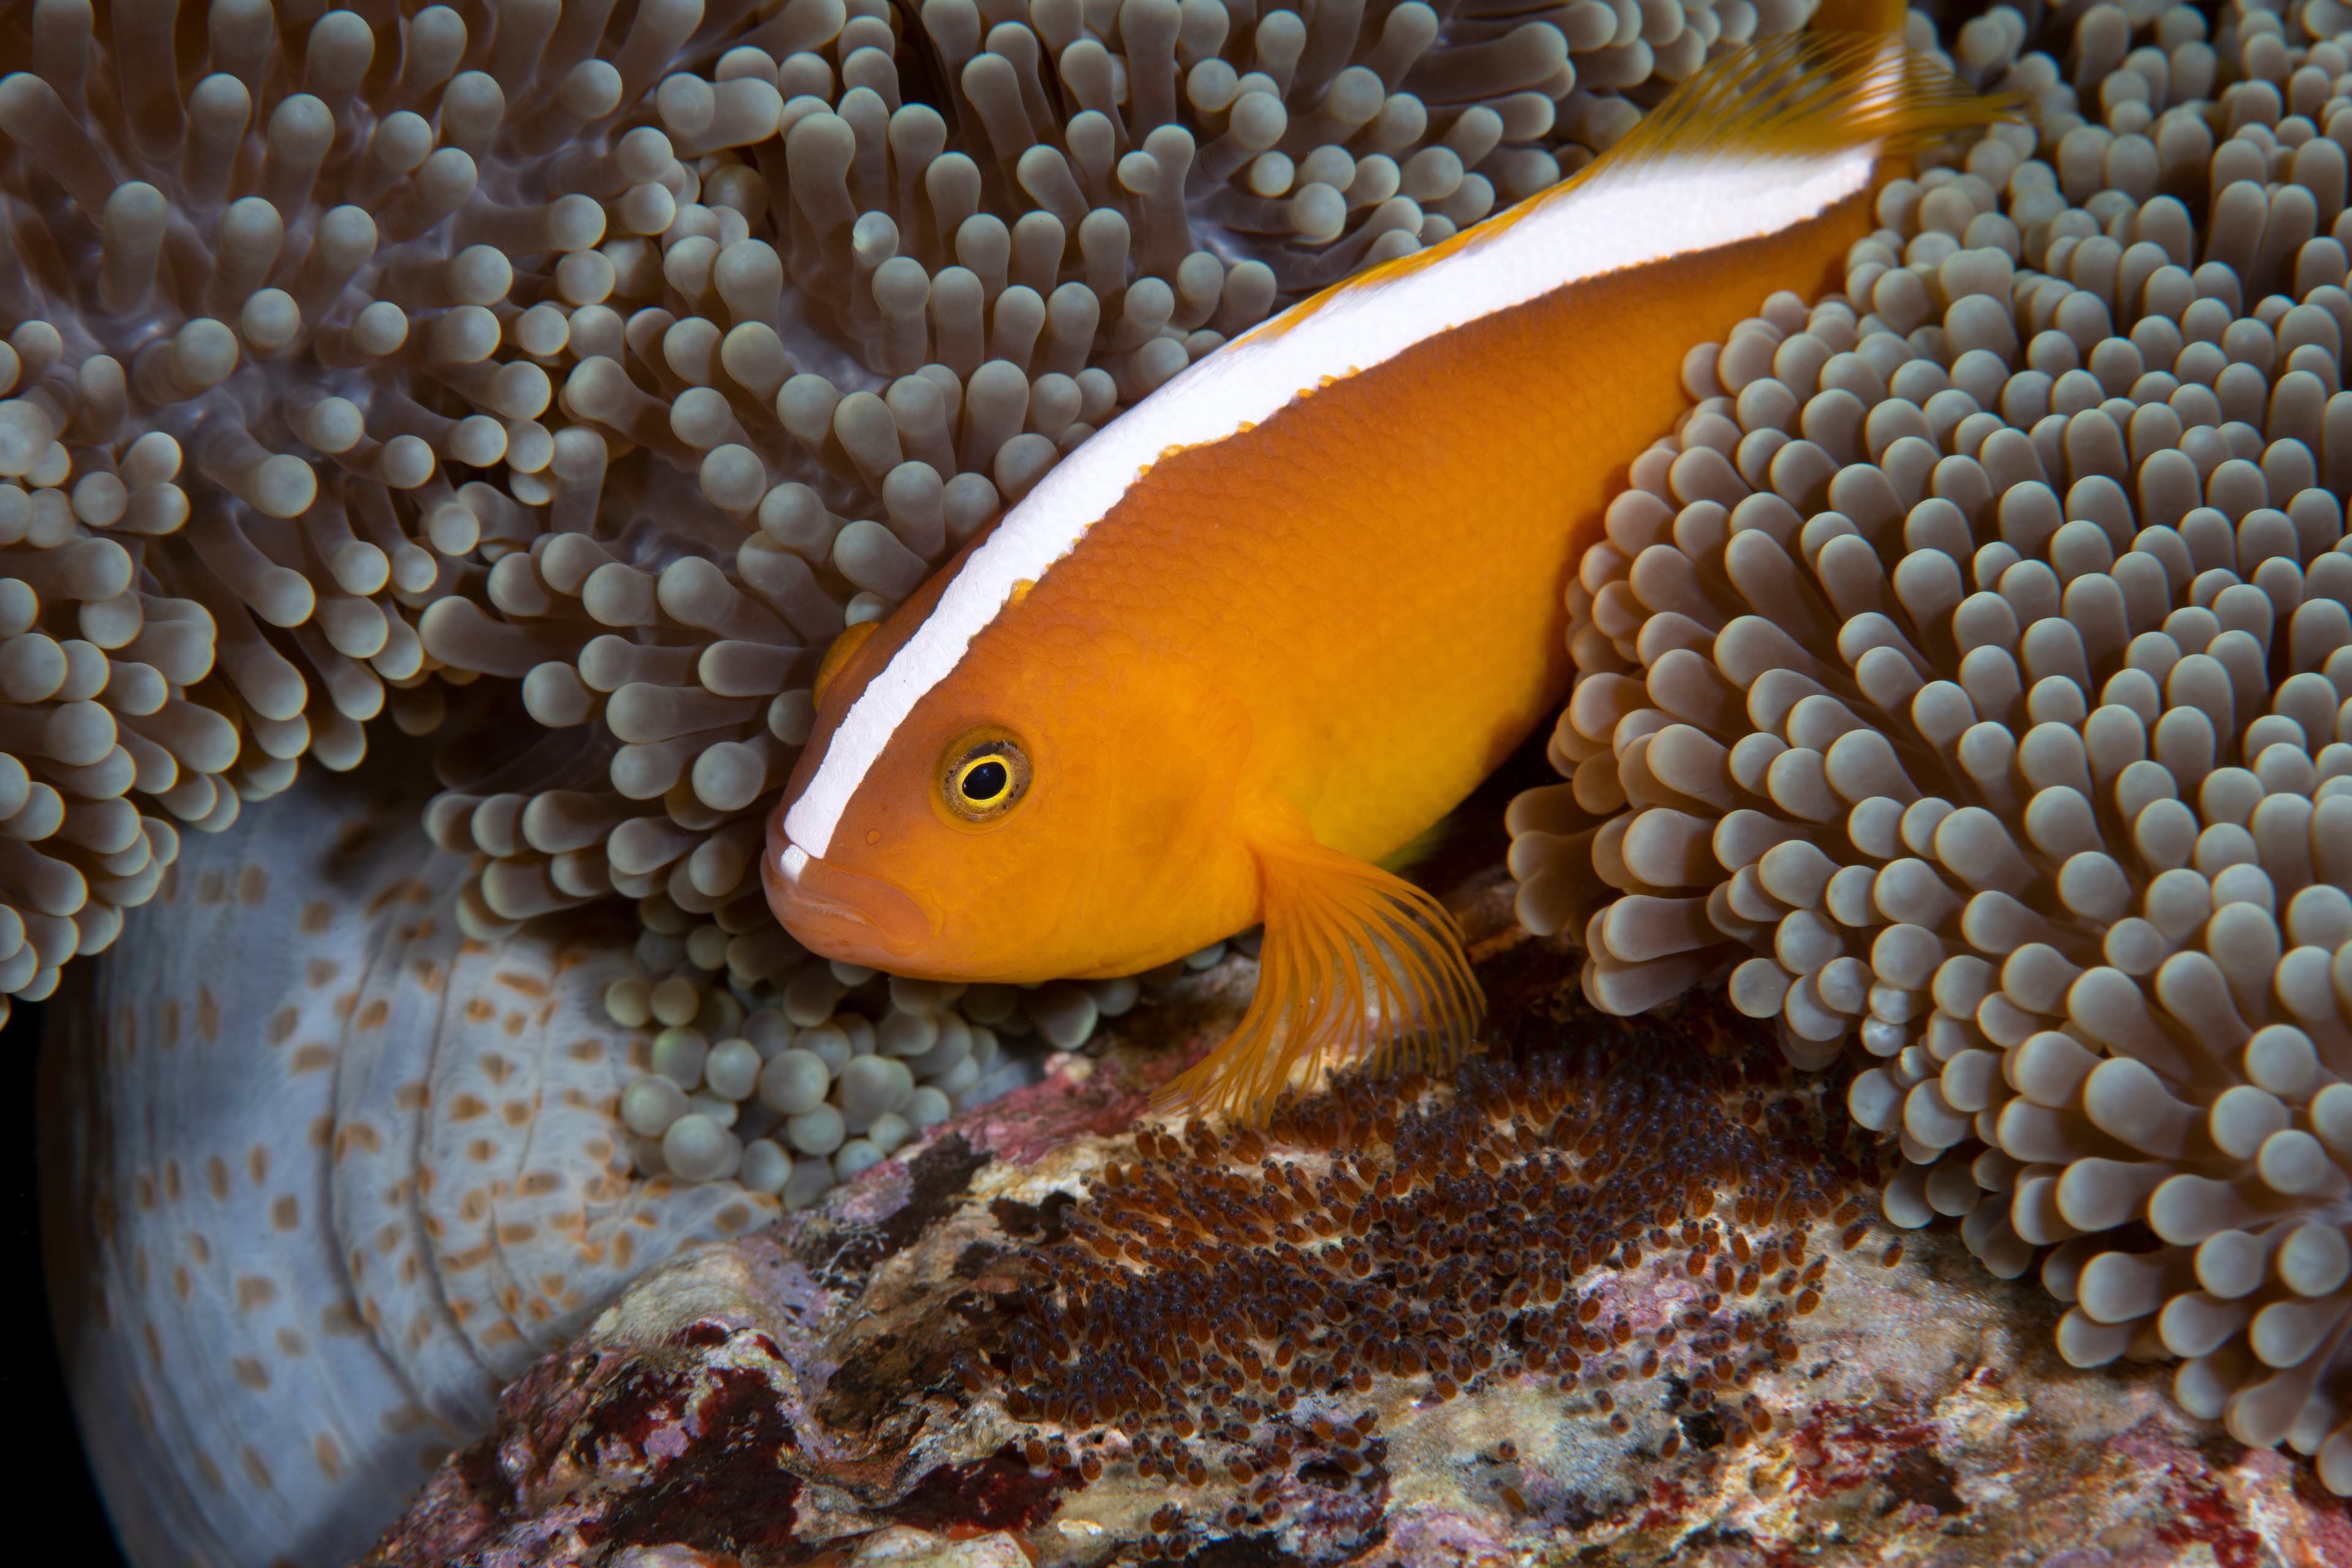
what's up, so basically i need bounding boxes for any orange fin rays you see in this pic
[1280,27,2019,329]
[1153,838,1483,1126]
[1599,27,2021,172]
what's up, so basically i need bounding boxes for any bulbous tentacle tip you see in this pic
[1508,0,2352,1499]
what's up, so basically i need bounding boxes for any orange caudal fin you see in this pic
[1153,836,1483,1128]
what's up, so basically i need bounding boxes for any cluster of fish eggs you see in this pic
[1509,0,2352,1491]
[973,993,1885,1539]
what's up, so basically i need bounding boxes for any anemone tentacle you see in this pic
[1511,0,2352,1494]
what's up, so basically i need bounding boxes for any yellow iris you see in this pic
[938,731,1030,822]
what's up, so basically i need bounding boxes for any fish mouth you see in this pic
[761,839,935,961]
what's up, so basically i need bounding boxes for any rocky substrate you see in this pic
[359,882,2352,1567]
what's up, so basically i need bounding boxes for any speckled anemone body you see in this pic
[40,763,780,1568]
[43,750,1062,1568]
[1507,0,2352,1496]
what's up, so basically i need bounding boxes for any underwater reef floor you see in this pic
[359,876,2352,1568]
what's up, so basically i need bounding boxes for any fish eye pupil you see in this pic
[940,733,1026,821]
[962,758,1008,802]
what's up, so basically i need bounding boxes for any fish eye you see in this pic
[938,731,1030,823]
[960,758,1009,802]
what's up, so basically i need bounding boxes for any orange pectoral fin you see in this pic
[1154,832,1484,1126]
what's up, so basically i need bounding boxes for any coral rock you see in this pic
[364,949,2352,1566]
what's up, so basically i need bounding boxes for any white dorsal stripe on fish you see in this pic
[780,143,1879,862]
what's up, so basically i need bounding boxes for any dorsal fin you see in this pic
[1275,29,2016,324]
[1594,29,2013,173]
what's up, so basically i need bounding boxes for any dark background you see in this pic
[7,997,128,1567]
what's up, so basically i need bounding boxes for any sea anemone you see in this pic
[405,0,1817,987]
[0,0,549,1023]
[16,0,1733,1561]
[41,763,794,1568]
[1509,0,2352,1491]
[603,962,1050,1200]
[0,0,1743,1151]
[41,748,1066,1568]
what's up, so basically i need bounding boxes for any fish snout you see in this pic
[761,838,936,961]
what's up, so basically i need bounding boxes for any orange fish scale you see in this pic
[1004,199,1875,871]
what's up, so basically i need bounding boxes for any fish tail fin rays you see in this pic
[1590,26,2020,179]
[1153,837,1484,1127]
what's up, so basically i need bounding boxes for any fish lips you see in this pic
[761,837,937,962]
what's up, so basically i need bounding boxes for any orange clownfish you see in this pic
[764,27,2003,1123]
